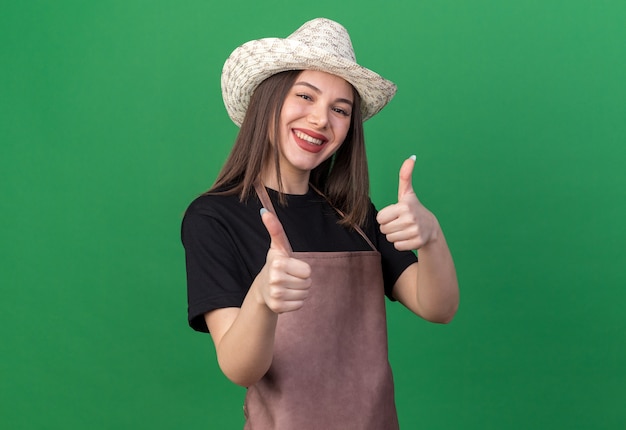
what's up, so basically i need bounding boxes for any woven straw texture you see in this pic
[221,18,397,126]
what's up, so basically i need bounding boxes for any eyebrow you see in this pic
[294,81,354,106]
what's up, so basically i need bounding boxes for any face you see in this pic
[269,70,354,190]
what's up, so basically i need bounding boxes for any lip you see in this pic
[292,128,328,154]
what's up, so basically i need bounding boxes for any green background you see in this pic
[2,1,625,428]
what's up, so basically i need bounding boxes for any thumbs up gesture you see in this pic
[376,156,440,251]
[258,209,312,314]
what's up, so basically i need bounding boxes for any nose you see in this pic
[307,105,328,129]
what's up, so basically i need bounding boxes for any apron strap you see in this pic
[254,181,294,255]
[254,180,377,253]
[308,184,377,252]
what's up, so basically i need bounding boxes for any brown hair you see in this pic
[208,70,370,228]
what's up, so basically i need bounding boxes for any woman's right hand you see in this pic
[258,208,312,314]
[203,208,312,386]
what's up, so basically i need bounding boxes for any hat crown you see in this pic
[221,18,396,126]
[287,18,356,63]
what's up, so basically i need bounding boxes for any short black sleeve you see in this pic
[182,211,250,328]
[181,193,269,332]
[364,202,418,299]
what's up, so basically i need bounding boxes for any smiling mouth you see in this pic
[294,130,325,146]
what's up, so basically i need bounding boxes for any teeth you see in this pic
[295,130,324,145]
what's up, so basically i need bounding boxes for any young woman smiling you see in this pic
[182,18,459,429]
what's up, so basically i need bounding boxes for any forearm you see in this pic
[211,277,279,387]
[414,226,459,323]
[211,213,312,386]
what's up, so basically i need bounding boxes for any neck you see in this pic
[261,167,310,195]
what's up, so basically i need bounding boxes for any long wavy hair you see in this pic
[208,70,370,228]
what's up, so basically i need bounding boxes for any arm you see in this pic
[205,209,311,387]
[391,229,458,323]
[377,156,459,323]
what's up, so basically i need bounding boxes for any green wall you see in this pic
[2,1,625,428]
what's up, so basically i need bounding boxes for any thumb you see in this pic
[398,155,416,200]
[260,208,291,255]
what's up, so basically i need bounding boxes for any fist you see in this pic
[376,156,440,251]
[259,208,312,313]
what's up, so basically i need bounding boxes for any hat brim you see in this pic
[222,37,397,126]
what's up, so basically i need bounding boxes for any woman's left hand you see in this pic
[376,156,440,251]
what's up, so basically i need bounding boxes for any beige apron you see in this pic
[244,184,399,429]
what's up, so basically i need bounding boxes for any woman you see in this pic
[182,18,459,429]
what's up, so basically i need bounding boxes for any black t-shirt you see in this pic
[181,187,417,332]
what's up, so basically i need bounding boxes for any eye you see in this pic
[332,107,351,117]
[297,93,313,101]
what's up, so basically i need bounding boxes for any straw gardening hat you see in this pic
[221,18,397,127]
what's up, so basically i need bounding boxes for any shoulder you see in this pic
[184,191,263,225]
[185,191,245,216]
[182,192,261,239]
